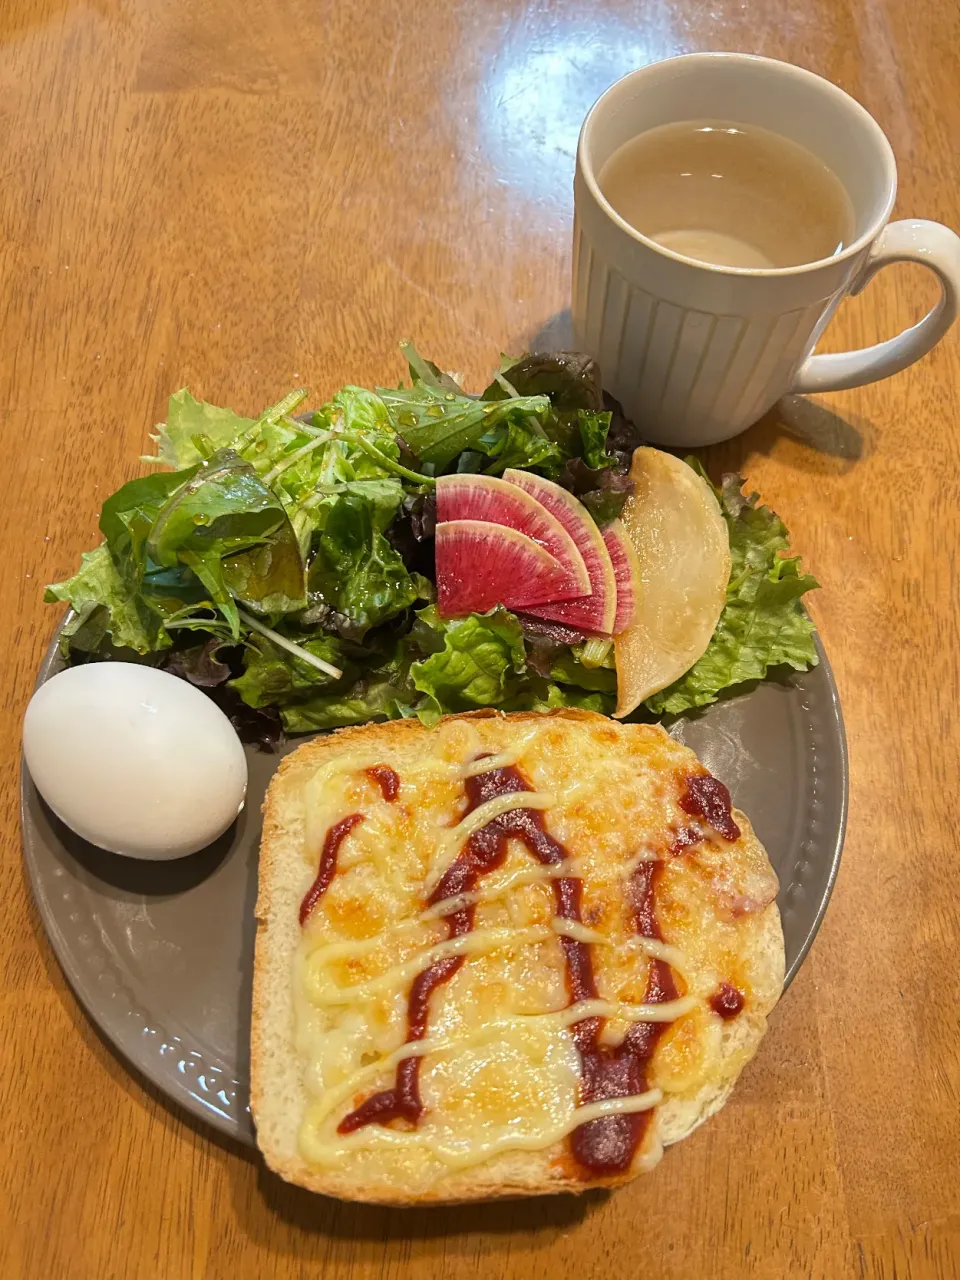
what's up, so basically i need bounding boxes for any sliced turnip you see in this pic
[613,449,730,719]
[502,469,617,634]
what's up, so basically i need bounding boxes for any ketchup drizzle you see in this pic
[709,982,745,1019]
[298,814,364,926]
[335,761,680,1176]
[679,774,740,842]
[366,765,400,802]
[566,859,678,1175]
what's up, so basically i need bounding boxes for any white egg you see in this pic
[23,662,248,860]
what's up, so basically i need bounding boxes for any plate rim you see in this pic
[782,631,847,985]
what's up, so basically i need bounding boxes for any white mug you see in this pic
[572,53,960,446]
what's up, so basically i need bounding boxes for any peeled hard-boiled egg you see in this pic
[23,662,248,860]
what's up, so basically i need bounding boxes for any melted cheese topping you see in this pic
[424,790,556,892]
[303,997,695,1134]
[289,716,778,1192]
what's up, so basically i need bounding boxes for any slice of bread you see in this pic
[252,710,784,1204]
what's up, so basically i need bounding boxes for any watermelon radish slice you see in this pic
[603,519,642,635]
[502,470,617,634]
[435,520,576,616]
[436,474,590,600]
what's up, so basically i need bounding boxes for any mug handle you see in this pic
[790,219,960,394]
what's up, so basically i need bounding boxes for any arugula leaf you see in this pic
[45,544,169,655]
[149,451,287,560]
[409,606,528,720]
[97,468,226,650]
[645,466,819,714]
[379,384,552,469]
[387,349,613,479]
[151,389,255,469]
[308,495,428,638]
[481,355,622,479]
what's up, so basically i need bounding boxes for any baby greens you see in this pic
[45,345,817,742]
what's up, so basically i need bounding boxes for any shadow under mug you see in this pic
[573,53,960,447]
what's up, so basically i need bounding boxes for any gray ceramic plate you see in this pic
[21,628,847,1146]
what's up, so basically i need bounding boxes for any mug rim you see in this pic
[577,52,899,280]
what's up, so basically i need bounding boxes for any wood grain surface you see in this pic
[2,1,959,1276]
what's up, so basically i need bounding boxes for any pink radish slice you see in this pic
[602,519,642,635]
[436,473,590,600]
[502,469,617,634]
[435,520,575,616]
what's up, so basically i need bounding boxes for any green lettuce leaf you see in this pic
[277,389,407,528]
[481,351,603,412]
[291,429,405,531]
[476,413,564,476]
[307,495,428,638]
[645,466,819,715]
[409,606,528,721]
[548,649,617,694]
[280,679,415,733]
[408,605,617,723]
[230,633,353,708]
[222,528,308,617]
[333,385,396,438]
[151,389,255,469]
[100,468,198,580]
[147,449,306,634]
[44,544,169,655]
[577,410,614,470]
[400,341,464,394]
[251,629,418,732]
[509,682,614,715]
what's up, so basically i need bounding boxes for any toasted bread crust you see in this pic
[251,711,784,1203]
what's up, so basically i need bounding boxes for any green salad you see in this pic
[46,346,818,747]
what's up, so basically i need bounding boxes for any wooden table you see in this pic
[2,1,958,1276]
